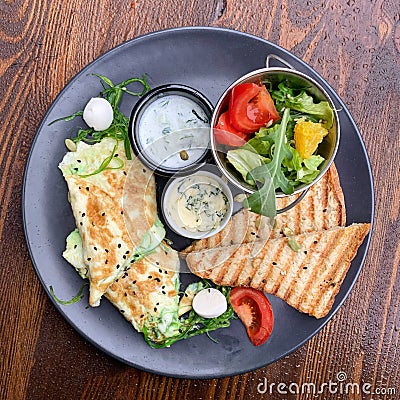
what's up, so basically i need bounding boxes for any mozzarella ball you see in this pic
[83,97,113,131]
[192,288,227,319]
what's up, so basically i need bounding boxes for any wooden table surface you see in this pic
[1,0,399,399]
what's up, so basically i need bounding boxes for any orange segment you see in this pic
[294,119,328,159]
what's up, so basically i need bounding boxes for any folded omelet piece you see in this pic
[64,230,181,342]
[59,138,178,307]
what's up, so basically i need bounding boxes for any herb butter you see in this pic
[165,174,230,234]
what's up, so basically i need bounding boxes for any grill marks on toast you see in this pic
[186,224,371,318]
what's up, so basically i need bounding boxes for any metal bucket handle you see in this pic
[265,53,310,214]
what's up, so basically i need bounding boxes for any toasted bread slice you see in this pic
[182,164,346,254]
[186,223,370,318]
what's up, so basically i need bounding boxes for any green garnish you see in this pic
[242,108,292,218]
[49,282,88,305]
[49,73,151,160]
[288,237,301,252]
[144,282,237,348]
[77,142,124,178]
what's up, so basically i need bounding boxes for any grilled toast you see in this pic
[186,223,370,318]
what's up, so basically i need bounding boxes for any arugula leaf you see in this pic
[242,164,276,219]
[242,108,293,218]
[263,108,293,194]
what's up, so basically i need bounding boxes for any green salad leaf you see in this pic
[226,149,266,186]
[272,82,334,128]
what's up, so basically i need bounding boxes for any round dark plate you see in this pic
[22,27,374,378]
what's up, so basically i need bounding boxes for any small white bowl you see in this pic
[161,171,233,239]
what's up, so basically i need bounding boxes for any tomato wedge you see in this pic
[214,111,250,146]
[229,83,262,133]
[248,85,281,124]
[230,287,274,346]
[229,83,280,134]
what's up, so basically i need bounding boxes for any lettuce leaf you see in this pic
[226,149,266,186]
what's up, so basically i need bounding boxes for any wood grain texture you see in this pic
[1,0,399,399]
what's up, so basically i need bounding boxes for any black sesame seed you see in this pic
[102,212,105,216]
[323,208,327,213]
[161,285,165,289]
[116,264,120,269]
[125,250,130,254]
[123,171,127,175]
[303,266,308,270]
[156,302,159,306]
[162,291,166,295]
[132,280,136,284]
[124,292,127,297]
[123,255,126,259]
[154,278,161,282]
[142,168,146,173]
[77,159,81,163]
[121,210,124,215]
[115,279,119,282]
[154,307,157,312]
[93,246,97,250]
[164,271,168,274]
[155,262,160,266]
[178,328,183,333]
[184,293,188,297]
[262,279,267,284]
[314,240,318,244]
[118,244,122,248]
[148,275,152,279]
[78,186,81,190]
[79,222,83,226]
[105,260,108,264]
[105,249,109,253]
[304,250,307,254]
[74,244,77,249]
[272,261,277,266]
[86,186,89,191]
[120,310,125,313]
[74,167,78,171]
[82,213,86,217]
[251,232,255,235]
[158,269,163,273]
[140,314,144,318]
[114,154,119,157]
[256,235,261,239]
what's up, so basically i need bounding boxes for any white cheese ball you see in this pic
[192,288,227,319]
[83,97,113,131]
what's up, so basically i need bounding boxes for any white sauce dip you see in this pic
[138,94,210,170]
[165,174,229,233]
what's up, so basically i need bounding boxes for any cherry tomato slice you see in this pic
[214,111,250,146]
[248,86,281,125]
[229,83,262,133]
[230,287,274,346]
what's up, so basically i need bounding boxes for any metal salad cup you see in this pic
[210,54,340,214]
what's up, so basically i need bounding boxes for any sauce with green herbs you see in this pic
[166,175,229,233]
[138,95,210,169]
